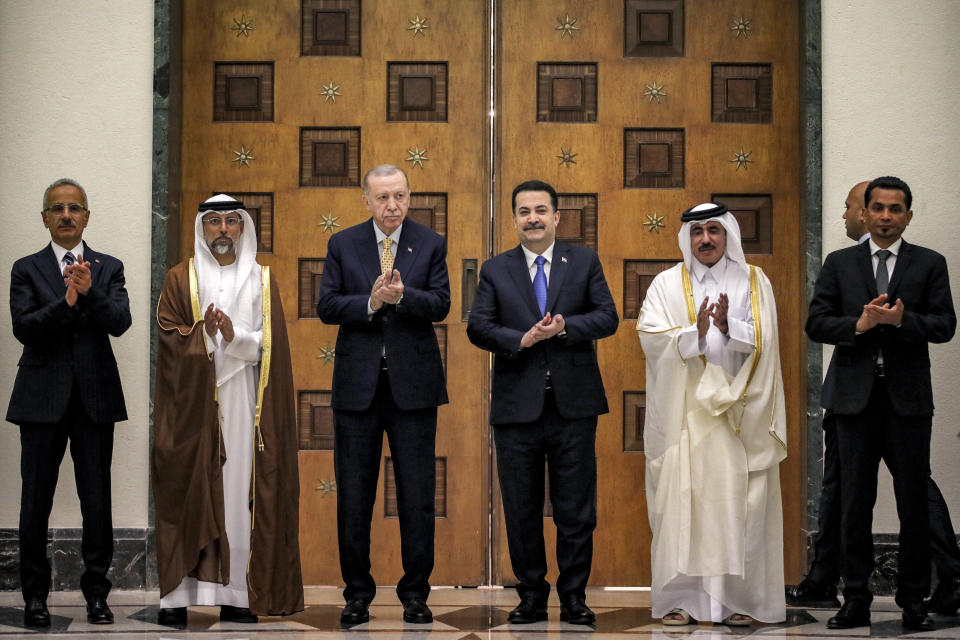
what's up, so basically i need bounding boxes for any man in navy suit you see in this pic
[467,180,618,625]
[317,165,449,626]
[7,178,131,628]
[807,176,956,631]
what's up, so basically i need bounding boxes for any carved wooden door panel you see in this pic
[495,0,806,585]
[177,0,489,586]
[178,0,806,588]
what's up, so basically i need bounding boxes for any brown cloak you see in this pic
[152,258,303,615]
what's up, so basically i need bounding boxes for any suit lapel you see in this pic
[545,243,569,314]
[507,246,543,320]
[82,242,106,288]
[394,221,421,276]
[352,220,382,287]
[856,241,877,298]
[37,245,67,294]
[887,240,912,300]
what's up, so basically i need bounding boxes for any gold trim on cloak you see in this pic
[187,258,214,361]
[249,266,272,542]
[681,264,706,365]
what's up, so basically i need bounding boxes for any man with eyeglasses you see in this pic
[152,194,303,626]
[7,178,131,627]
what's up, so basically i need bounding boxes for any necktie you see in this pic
[62,251,75,275]
[875,249,891,295]
[533,255,547,316]
[381,238,395,274]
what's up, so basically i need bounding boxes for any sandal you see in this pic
[662,608,696,625]
[721,613,752,626]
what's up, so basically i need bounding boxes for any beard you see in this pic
[209,238,234,255]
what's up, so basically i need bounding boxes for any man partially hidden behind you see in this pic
[153,194,303,625]
[317,165,449,626]
[788,180,960,616]
[637,203,787,626]
[807,176,956,631]
[467,180,619,625]
[8,178,131,627]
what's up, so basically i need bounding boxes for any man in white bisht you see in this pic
[159,194,264,622]
[637,202,787,626]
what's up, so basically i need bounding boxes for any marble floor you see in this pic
[0,587,958,639]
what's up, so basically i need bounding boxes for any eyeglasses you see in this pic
[44,203,87,215]
[202,216,242,228]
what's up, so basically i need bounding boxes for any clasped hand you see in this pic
[63,260,92,307]
[856,293,904,332]
[204,303,235,341]
[370,269,404,310]
[697,293,729,338]
[520,312,566,348]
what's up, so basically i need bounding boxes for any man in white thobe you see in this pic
[637,203,787,625]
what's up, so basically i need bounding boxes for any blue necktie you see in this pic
[533,255,547,317]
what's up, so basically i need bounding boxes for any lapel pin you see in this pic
[407,247,413,253]
[561,256,568,263]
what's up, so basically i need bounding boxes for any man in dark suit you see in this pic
[791,181,960,613]
[7,178,131,628]
[466,180,618,625]
[317,164,449,626]
[807,176,956,631]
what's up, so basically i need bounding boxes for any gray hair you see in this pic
[362,164,409,194]
[43,178,88,209]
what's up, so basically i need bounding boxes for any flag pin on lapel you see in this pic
[561,256,568,263]
[407,247,413,253]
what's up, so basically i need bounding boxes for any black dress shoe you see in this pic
[508,595,547,623]
[902,603,934,631]
[927,577,960,616]
[157,607,188,626]
[340,599,370,625]
[402,598,433,623]
[785,577,841,608]
[23,598,50,628]
[86,596,114,624]
[826,600,871,629]
[220,605,258,623]
[559,594,596,625]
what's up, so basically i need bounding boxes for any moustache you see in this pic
[523,223,545,231]
[698,243,716,250]
[57,221,77,228]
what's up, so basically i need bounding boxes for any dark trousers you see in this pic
[929,480,960,586]
[334,369,436,604]
[493,389,597,603]
[19,391,114,603]
[809,412,960,589]
[807,413,842,587]
[835,377,931,607]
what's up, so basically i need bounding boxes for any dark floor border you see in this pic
[0,528,151,592]
[1,529,931,596]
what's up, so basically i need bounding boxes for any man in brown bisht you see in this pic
[152,194,303,626]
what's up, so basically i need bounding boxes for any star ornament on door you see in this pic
[729,148,753,171]
[232,145,255,168]
[555,14,581,38]
[231,15,254,37]
[556,147,578,167]
[408,15,430,37]
[406,146,430,169]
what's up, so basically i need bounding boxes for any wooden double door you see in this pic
[176,0,807,587]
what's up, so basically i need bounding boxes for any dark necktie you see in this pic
[875,249,891,295]
[533,255,547,317]
[62,251,75,275]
